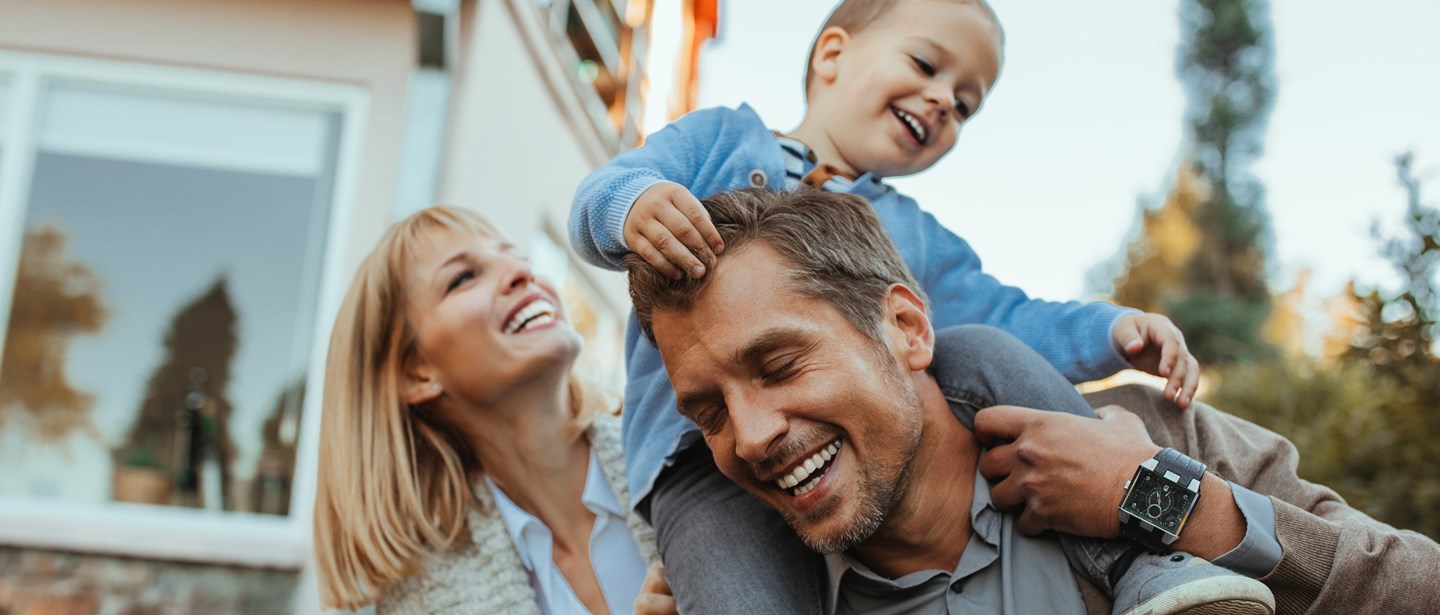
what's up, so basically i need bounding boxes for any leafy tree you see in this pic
[0,225,108,440]
[1207,154,1440,539]
[1110,0,1277,363]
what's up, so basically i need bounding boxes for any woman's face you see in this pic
[402,228,581,407]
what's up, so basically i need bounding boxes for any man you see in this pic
[625,188,1440,614]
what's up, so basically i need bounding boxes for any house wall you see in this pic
[0,0,417,270]
[0,1,416,613]
[441,0,629,313]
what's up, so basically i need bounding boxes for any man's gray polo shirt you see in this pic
[822,468,1087,614]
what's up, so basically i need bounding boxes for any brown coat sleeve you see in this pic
[1084,384,1440,615]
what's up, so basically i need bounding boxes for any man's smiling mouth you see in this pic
[775,438,842,496]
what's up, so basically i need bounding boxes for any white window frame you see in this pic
[0,50,368,569]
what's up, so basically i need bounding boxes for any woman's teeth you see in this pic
[777,439,841,496]
[505,300,557,333]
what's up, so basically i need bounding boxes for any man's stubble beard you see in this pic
[785,353,924,554]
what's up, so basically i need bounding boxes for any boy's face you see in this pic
[814,0,1002,178]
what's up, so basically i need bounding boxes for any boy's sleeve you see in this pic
[568,108,724,271]
[913,210,1137,383]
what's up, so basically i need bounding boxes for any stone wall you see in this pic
[0,547,297,615]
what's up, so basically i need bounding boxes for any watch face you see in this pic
[1122,469,1195,535]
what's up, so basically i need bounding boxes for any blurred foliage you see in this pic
[1204,154,1440,540]
[1112,0,1277,364]
[0,225,108,440]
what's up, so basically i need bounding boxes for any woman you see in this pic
[313,206,668,614]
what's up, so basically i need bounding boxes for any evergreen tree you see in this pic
[1207,153,1440,540]
[1111,0,1277,363]
[113,277,240,510]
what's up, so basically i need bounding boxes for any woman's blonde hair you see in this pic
[313,205,604,609]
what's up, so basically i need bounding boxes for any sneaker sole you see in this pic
[1121,577,1276,615]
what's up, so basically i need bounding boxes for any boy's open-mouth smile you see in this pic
[891,106,930,146]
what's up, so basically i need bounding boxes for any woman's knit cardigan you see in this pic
[377,415,660,614]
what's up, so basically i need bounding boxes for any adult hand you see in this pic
[623,181,725,280]
[633,563,677,615]
[975,404,1160,538]
[1112,312,1200,408]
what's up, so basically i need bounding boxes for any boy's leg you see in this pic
[932,326,1271,614]
[930,324,1098,428]
[643,443,826,614]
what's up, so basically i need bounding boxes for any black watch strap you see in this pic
[1155,447,1207,486]
[1122,447,1208,552]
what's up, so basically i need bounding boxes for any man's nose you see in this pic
[730,394,788,466]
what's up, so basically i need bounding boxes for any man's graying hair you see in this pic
[627,188,928,346]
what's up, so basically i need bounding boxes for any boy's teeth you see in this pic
[505,300,556,333]
[894,108,927,143]
[775,440,843,493]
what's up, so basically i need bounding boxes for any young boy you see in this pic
[570,1,1278,613]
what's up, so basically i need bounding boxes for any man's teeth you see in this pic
[776,440,841,494]
[505,300,557,333]
[894,108,927,143]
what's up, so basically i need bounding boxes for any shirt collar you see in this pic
[772,134,893,201]
[485,447,619,573]
[821,467,1002,613]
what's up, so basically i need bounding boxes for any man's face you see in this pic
[651,244,925,553]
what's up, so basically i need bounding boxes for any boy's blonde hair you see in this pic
[802,0,1004,96]
[313,205,604,610]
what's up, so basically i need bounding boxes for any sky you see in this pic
[652,0,1440,346]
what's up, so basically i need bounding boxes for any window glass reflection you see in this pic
[0,83,340,516]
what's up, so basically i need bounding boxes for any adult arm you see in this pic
[1087,385,1440,614]
[976,384,1440,614]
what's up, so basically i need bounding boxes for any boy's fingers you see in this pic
[1158,338,1177,381]
[1178,357,1200,408]
[631,237,684,280]
[674,192,726,254]
[643,220,707,278]
[655,205,716,270]
[1166,356,1187,404]
[1113,318,1142,354]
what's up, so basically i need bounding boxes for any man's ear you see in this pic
[401,350,443,406]
[810,26,850,86]
[884,283,935,372]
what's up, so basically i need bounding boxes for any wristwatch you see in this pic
[1118,447,1206,552]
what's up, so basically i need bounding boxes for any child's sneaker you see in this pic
[1113,551,1275,615]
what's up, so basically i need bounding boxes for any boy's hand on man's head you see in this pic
[624,182,726,280]
[1112,312,1200,408]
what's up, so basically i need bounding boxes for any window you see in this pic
[543,0,650,145]
[0,53,363,566]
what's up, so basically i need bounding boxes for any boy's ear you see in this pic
[401,351,443,406]
[883,283,935,372]
[810,26,851,87]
